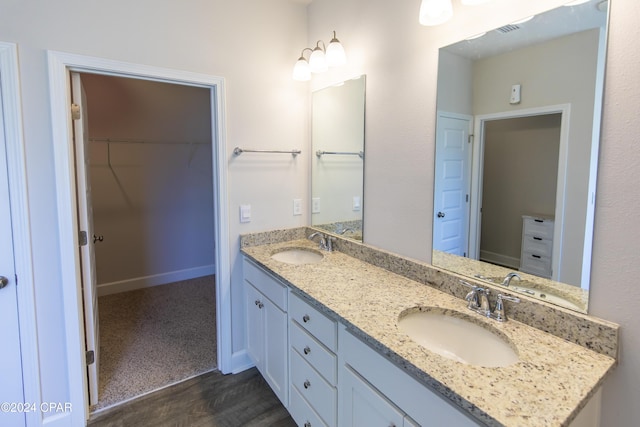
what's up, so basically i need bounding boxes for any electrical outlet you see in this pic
[353,196,361,211]
[293,199,302,216]
[312,198,321,214]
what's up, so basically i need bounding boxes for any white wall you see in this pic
[0,0,308,424]
[308,0,640,426]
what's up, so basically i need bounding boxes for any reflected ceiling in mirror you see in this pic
[311,75,366,242]
[432,0,609,313]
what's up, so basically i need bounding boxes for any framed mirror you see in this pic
[432,0,610,312]
[311,75,366,241]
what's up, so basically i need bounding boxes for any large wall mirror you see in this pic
[432,0,610,313]
[311,75,366,241]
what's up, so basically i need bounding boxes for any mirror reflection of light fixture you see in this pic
[511,15,535,25]
[564,0,591,5]
[292,31,347,81]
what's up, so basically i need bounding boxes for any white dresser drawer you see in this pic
[243,258,287,310]
[523,216,554,240]
[289,385,329,427]
[291,349,337,426]
[290,293,337,352]
[291,321,337,385]
[520,252,552,277]
[521,235,553,257]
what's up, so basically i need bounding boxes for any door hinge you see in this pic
[71,103,81,120]
[466,194,469,203]
[79,230,88,246]
[86,350,95,365]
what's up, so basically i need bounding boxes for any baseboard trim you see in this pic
[479,250,520,270]
[230,350,254,374]
[97,265,215,296]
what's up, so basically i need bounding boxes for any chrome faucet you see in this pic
[460,280,520,322]
[308,232,333,251]
[501,272,521,287]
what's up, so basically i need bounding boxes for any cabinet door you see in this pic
[246,283,264,369]
[341,365,404,427]
[263,298,289,406]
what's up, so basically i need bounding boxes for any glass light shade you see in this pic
[564,0,591,5]
[461,0,492,5]
[292,58,311,81]
[326,40,346,67]
[309,48,328,73]
[419,0,453,26]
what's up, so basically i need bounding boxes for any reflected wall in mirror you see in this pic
[432,0,610,313]
[311,75,366,241]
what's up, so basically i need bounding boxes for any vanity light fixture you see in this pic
[419,0,454,26]
[292,31,347,81]
[419,0,494,27]
[564,0,591,5]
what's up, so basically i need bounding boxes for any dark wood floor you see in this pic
[88,368,297,427]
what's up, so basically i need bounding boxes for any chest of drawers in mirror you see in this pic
[520,215,554,278]
[288,292,338,427]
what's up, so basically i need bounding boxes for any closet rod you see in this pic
[233,147,301,157]
[89,137,208,145]
[316,150,364,159]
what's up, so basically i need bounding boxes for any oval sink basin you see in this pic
[271,248,324,265]
[398,308,519,367]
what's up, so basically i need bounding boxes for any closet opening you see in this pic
[76,72,217,412]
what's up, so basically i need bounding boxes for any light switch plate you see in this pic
[240,204,251,223]
[353,196,361,211]
[312,198,321,214]
[293,199,302,216]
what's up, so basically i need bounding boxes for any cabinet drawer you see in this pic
[290,293,337,352]
[243,258,287,310]
[520,252,552,277]
[289,385,329,427]
[523,217,554,240]
[291,321,337,385]
[291,349,337,426]
[521,235,553,257]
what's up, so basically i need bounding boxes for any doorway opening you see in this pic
[49,51,231,425]
[76,73,217,411]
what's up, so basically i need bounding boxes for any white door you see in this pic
[433,112,472,256]
[71,72,100,406]
[0,83,26,427]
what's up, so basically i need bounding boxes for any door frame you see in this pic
[470,104,570,281]
[0,42,40,425]
[48,51,231,422]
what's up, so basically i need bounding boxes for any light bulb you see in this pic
[309,47,328,73]
[419,0,453,26]
[292,57,311,81]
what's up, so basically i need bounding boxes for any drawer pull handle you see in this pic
[533,237,542,241]
[303,380,311,389]
[303,346,311,355]
[534,219,544,223]
[304,423,312,427]
[302,314,310,323]
[532,254,541,259]
[254,300,260,305]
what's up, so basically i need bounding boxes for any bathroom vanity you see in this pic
[241,228,618,427]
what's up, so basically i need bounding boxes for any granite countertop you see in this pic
[242,238,617,427]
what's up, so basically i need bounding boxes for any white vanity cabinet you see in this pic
[520,215,554,278]
[288,292,338,427]
[243,258,289,406]
[338,326,478,427]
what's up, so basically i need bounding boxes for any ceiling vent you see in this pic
[496,24,521,34]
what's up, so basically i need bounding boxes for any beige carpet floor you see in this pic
[92,275,217,412]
